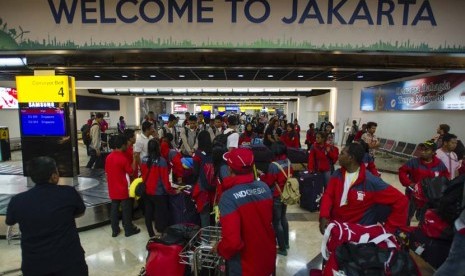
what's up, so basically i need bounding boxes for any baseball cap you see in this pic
[223,148,254,173]
[418,140,437,151]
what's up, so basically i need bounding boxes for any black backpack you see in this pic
[437,174,465,224]
[212,130,235,151]
[335,242,418,276]
[81,123,97,145]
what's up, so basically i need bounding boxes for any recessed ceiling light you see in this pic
[208,74,214,78]
[298,75,304,78]
[122,75,128,78]
[94,75,100,78]
[268,75,274,78]
[357,75,364,79]
[179,75,185,78]
[150,75,156,78]
[238,74,244,78]
[328,75,334,78]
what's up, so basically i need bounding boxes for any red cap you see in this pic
[223,148,254,173]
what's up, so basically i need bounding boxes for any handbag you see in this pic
[135,159,153,197]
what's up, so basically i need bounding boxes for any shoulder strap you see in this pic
[272,161,288,179]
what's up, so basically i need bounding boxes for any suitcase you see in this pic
[169,193,200,226]
[409,227,452,269]
[287,147,308,164]
[298,171,324,212]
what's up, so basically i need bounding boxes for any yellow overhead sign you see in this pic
[16,76,75,103]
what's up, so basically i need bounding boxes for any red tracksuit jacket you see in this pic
[261,156,294,198]
[398,156,449,188]
[280,132,300,148]
[307,142,339,172]
[140,157,176,196]
[105,150,134,200]
[217,173,276,276]
[320,165,408,232]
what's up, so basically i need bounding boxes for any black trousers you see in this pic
[110,199,134,233]
[144,194,170,236]
[29,258,88,276]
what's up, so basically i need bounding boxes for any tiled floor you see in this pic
[0,143,429,276]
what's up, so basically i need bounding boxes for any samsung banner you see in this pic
[0,0,464,52]
[360,74,465,111]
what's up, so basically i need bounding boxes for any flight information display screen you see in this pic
[20,108,66,136]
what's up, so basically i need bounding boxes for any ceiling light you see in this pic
[179,74,185,78]
[238,74,244,78]
[357,75,364,79]
[0,57,27,67]
[295,88,312,92]
[101,88,115,93]
[188,88,202,93]
[203,88,217,93]
[94,75,101,78]
[267,75,274,78]
[173,88,187,93]
[122,75,128,78]
[208,74,214,78]
[144,88,158,93]
[248,88,264,93]
[297,75,304,78]
[218,88,231,93]
[150,75,156,78]
[233,88,248,93]
[264,88,280,92]
[129,88,144,93]
[115,89,129,93]
[328,75,334,78]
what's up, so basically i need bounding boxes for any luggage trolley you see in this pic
[179,226,225,276]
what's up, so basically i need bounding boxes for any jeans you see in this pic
[110,199,134,234]
[435,232,465,276]
[272,197,289,250]
[145,195,170,237]
[322,171,331,189]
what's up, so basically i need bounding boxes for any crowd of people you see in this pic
[6,110,465,275]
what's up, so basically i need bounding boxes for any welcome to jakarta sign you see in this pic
[0,0,463,52]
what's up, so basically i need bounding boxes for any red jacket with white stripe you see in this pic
[320,165,408,233]
[217,173,276,276]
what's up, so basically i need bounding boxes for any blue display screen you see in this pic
[21,108,66,136]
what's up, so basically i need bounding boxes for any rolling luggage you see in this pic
[169,193,200,226]
[287,147,308,164]
[298,171,324,212]
[409,227,452,269]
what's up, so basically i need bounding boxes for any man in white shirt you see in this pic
[224,115,240,150]
[134,121,155,171]
[361,121,380,157]
[436,133,461,179]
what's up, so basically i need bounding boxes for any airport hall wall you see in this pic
[351,81,465,144]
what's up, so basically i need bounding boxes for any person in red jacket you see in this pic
[192,130,214,228]
[398,140,449,224]
[280,123,300,149]
[140,139,178,237]
[308,131,339,187]
[261,141,293,256]
[319,143,408,235]
[305,123,317,150]
[212,148,276,276]
[353,123,367,142]
[239,123,257,146]
[123,128,138,180]
[105,134,140,237]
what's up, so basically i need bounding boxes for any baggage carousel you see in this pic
[0,161,111,238]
